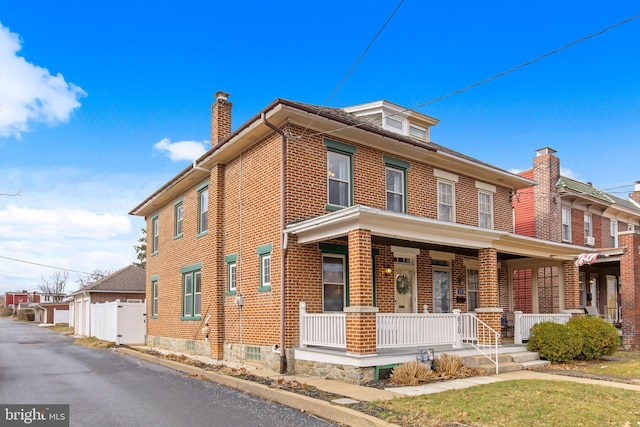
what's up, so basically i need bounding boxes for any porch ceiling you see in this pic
[285,205,589,261]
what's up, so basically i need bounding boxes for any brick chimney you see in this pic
[630,181,640,204]
[533,147,562,242]
[211,91,232,146]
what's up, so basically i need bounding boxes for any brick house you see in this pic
[514,147,640,349]
[68,265,145,337]
[4,291,39,313]
[130,93,587,383]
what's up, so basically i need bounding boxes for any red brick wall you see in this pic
[620,231,640,349]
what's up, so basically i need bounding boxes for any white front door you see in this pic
[394,267,415,313]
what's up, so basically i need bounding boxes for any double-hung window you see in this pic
[584,213,592,243]
[174,199,183,238]
[562,207,571,242]
[257,244,272,292]
[435,169,457,223]
[181,264,202,319]
[610,220,618,247]
[151,214,159,254]
[384,156,409,213]
[478,192,493,229]
[197,182,209,235]
[225,254,238,295]
[322,255,346,312]
[324,139,356,209]
[151,276,158,318]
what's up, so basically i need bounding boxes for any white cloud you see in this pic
[560,167,579,181]
[153,138,208,161]
[0,23,87,138]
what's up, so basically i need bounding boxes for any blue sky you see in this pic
[1,1,639,295]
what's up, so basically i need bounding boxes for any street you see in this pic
[0,318,336,427]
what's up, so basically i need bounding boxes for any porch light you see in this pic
[383,266,393,276]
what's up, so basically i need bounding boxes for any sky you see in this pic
[1,1,639,295]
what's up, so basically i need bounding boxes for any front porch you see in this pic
[296,302,569,381]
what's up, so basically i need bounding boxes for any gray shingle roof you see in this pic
[75,265,145,293]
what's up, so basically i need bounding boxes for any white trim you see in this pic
[434,169,459,183]
[429,250,455,261]
[391,246,420,256]
[475,181,496,193]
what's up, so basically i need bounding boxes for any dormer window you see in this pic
[385,116,404,131]
[409,124,427,140]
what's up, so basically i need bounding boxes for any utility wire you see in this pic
[0,254,93,275]
[298,0,405,138]
[303,11,640,138]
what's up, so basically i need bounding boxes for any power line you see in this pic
[298,0,406,138]
[302,11,640,138]
[0,255,93,275]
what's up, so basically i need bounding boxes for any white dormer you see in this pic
[343,100,439,142]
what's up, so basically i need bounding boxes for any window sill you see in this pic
[226,291,237,297]
[180,316,202,321]
[150,315,158,319]
[151,251,159,257]
[196,231,208,239]
[325,204,347,212]
[258,286,271,293]
[173,233,183,240]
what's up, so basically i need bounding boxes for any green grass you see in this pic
[377,380,640,427]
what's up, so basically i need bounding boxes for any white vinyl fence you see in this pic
[90,300,146,345]
[53,308,69,325]
[513,311,571,344]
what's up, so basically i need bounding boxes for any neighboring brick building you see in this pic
[4,291,39,313]
[131,93,587,383]
[514,147,640,349]
[68,265,145,337]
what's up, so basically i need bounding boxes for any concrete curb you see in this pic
[116,347,400,427]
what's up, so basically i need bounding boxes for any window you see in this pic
[433,269,451,313]
[561,207,571,242]
[151,215,159,254]
[478,192,493,229]
[610,220,618,247]
[409,124,427,140]
[257,243,272,291]
[385,116,403,130]
[467,269,479,312]
[438,181,454,222]
[151,277,158,317]
[226,254,238,294]
[579,272,586,307]
[181,264,202,319]
[174,200,183,238]
[198,186,208,234]
[323,255,345,312]
[384,156,409,213]
[584,213,592,239]
[324,139,356,209]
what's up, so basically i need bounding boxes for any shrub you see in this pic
[433,353,465,379]
[389,360,436,386]
[567,315,620,360]
[527,321,583,363]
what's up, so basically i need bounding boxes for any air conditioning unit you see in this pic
[585,236,595,246]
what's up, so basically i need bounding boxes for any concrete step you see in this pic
[521,359,551,370]
[481,361,522,375]
[511,351,540,363]
[464,353,512,369]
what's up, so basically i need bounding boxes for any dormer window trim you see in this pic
[383,114,408,134]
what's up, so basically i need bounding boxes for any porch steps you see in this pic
[464,351,547,374]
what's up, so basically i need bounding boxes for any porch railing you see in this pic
[377,312,458,348]
[299,302,346,349]
[513,311,571,344]
[604,305,621,323]
[461,313,499,374]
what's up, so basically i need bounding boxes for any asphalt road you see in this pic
[0,318,336,427]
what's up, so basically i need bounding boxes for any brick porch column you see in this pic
[561,260,583,316]
[345,229,378,355]
[476,248,502,344]
[620,230,640,350]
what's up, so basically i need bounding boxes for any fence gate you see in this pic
[117,301,146,345]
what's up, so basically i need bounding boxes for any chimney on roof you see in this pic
[533,147,561,242]
[211,91,232,147]
[630,180,640,204]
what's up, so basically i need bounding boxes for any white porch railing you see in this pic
[604,305,621,323]
[299,302,346,349]
[377,312,459,348]
[461,312,500,374]
[513,311,571,344]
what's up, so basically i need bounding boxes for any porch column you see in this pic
[345,228,378,355]
[620,230,640,350]
[561,260,583,316]
[476,248,502,344]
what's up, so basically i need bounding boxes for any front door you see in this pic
[433,269,451,313]
[394,267,414,313]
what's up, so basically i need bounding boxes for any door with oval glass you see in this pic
[394,267,415,313]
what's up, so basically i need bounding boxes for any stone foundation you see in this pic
[146,335,210,357]
[295,360,376,385]
[223,343,296,373]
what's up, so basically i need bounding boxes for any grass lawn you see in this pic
[371,352,640,427]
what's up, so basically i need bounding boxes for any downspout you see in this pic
[262,113,288,374]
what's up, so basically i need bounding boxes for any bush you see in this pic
[567,315,620,360]
[527,321,583,363]
[390,360,436,386]
[433,353,465,379]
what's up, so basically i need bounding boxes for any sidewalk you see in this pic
[117,346,640,427]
